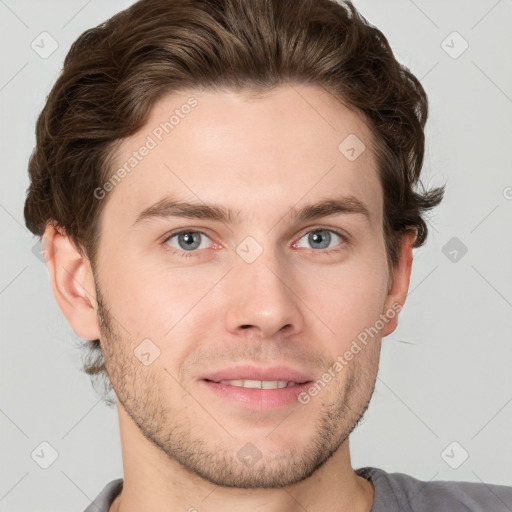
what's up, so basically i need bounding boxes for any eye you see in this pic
[163,230,213,257]
[294,228,346,252]
[162,227,347,259]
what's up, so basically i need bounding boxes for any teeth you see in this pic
[218,379,298,389]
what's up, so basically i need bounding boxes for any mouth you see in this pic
[203,378,310,389]
[199,377,314,409]
[198,364,314,385]
[197,365,315,409]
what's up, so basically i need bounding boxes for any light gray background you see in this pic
[1,0,511,510]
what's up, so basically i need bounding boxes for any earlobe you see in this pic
[381,230,417,337]
[43,223,101,341]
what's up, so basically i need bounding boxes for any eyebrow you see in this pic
[132,194,371,227]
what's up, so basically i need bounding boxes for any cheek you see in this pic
[103,255,222,344]
[97,251,170,340]
[298,252,389,346]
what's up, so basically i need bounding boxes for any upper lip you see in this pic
[199,365,314,383]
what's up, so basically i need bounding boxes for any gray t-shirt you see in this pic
[84,466,512,511]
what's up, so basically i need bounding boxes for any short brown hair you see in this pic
[24,0,444,402]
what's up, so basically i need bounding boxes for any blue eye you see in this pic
[295,229,346,251]
[162,228,347,258]
[164,231,212,257]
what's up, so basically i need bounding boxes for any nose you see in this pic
[223,246,305,339]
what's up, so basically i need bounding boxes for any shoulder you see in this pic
[83,478,123,512]
[356,466,512,512]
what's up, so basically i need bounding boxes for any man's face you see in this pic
[93,84,393,488]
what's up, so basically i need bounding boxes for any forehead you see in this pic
[102,84,382,229]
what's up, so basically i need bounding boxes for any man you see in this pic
[23,0,512,510]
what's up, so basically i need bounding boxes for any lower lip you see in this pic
[200,380,313,409]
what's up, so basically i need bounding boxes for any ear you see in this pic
[381,230,416,337]
[42,223,101,341]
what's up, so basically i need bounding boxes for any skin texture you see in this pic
[44,84,415,512]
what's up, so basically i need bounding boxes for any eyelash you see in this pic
[161,227,349,259]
